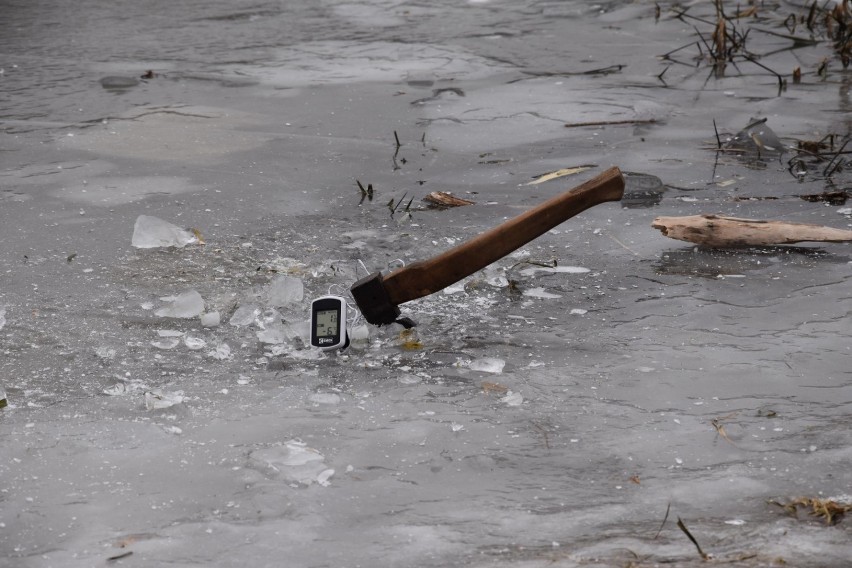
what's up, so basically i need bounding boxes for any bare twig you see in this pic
[564,119,657,128]
[677,517,711,560]
[653,503,671,540]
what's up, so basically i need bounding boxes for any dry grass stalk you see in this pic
[770,497,852,525]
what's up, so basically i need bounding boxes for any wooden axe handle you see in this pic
[384,166,625,305]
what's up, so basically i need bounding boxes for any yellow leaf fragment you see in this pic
[190,228,205,245]
[398,328,423,350]
[481,381,509,395]
[526,166,595,185]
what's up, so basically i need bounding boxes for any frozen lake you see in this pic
[2,1,851,566]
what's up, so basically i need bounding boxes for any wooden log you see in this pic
[651,215,852,247]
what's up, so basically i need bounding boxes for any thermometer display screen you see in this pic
[314,309,339,337]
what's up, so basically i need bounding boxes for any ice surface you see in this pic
[256,324,286,345]
[208,343,232,360]
[251,441,331,486]
[500,391,524,406]
[102,383,127,396]
[522,287,562,299]
[56,177,198,206]
[264,275,304,307]
[480,266,509,288]
[257,311,309,345]
[469,358,505,373]
[155,290,205,318]
[519,265,591,276]
[157,329,184,337]
[229,303,260,326]
[93,346,116,360]
[237,41,510,88]
[443,282,466,294]
[131,215,198,248]
[151,337,180,350]
[398,373,422,385]
[348,324,370,343]
[144,389,185,410]
[3,2,852,566]
[309,393,341,405]
[183,336,207,350]
[0,306,5,331]
[316,468,335,487]
[200,311,220,327]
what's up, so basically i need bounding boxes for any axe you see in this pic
[351,166,625,325]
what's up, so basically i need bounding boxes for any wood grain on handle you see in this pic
[384,166,625,305]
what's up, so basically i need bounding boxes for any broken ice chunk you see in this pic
[443,282,466,295]
[500,391,524,406]
[349,324,370,344]
[144,389,185,410]
[200,311,220,327]
[470,358,505,373]
[522,287,562,299]
[208,343,232,360]
[0,306,6,331]
[398,373,422,385]
[250,440,329,486]
[317,469,335,487]
[482,266,508,288]
[183,336,207,350]
[151,337,180,350]
[519,265,590,277]
[103,383,128,396]
[94,346,116,360]
[131,215,197,249]
[265,275,304,307]
[256,324,286,345]
[257,308,283,329]
[309,393,341,405]
[157,329,184,337]
[155,290,204,318]
[257,321,308,346]
[229,304,260,327]
[725,117,785,153]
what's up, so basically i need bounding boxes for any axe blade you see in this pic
[350,272,401,325]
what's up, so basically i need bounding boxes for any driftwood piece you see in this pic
[652,215,852,247]
[422,191,475,209]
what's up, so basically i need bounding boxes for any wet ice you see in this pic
[155,290,205,318]
[264,275,304,307]
[131,215,198,249]
[250,441,333,487]
[2,0,852,566]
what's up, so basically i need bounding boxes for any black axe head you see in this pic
[350,272,401,325]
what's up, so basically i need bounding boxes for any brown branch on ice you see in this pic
[651,215,852,247]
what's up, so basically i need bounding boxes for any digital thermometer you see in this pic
[310,295,349,351]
